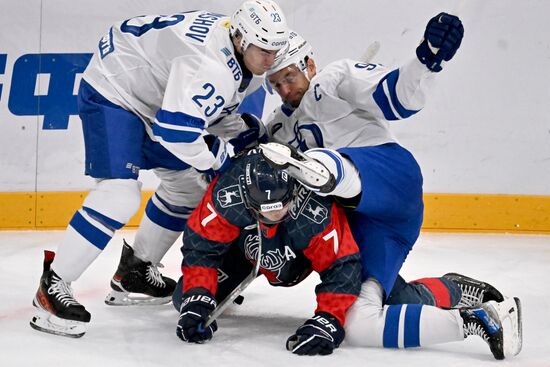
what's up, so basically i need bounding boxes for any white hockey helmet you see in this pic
[230,0,289,52]
[268,30,314,75]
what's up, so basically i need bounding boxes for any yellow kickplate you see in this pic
[36,192,87,229]
[0,191,153,230]
[423,193,550,233]
[0,192,35,229]
[1,191,550,233]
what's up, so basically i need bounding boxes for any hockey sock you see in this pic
[132,193,193,264]
[411,276,462,308]
[51,179,142,282]
[346,278,464,348]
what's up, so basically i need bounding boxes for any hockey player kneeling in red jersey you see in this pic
[176,149,361,355]
[173,149,522,359]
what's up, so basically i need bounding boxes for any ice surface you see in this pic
[1,231,549,366]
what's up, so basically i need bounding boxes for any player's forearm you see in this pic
[394,57,437,112]
[155,138,216,171]
[314,292,358,326]
[181,265,218,295]
[313,254,362,325]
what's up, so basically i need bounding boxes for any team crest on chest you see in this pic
[243,233,296,284]
[243,233,261,266]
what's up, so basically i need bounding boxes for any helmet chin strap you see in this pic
[232,39,253,92]
[299,57,312,81]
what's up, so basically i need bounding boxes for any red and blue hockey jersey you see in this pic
[181,153,362,325]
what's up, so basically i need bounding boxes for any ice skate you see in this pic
[105,240,176,306]
[460,297,522,360]
[30,250,91,338]
[444,272,504,308]
[259,142,336,193]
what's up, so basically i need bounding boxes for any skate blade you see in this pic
[260,143,331,187]
[30,309,86,338]
[105,290,172,306]
[495,297,523,357]
[259,142,292,167]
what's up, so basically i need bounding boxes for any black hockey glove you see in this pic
[176,288,218,344]
[416,12,464,72]
[228,113,268,154]
[286,312,345,355]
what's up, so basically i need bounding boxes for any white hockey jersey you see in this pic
[267,58,435,151]
[83,11,264,171]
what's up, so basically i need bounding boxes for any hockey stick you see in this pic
[453,0,466,15]
[359,1,463,65]
[359,41,380,63]
[202,222,263,328]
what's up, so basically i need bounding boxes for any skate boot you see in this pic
[105,240,176,306]
[460,297,522,360]
[444,273,504,308]
[30,250,91,338]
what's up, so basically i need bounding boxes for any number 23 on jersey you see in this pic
[192,83,226,118]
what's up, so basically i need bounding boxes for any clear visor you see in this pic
[267,66,302,91]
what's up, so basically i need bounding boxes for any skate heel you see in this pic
[105,285,172,306]
[494,297,522,357]
[30,296,87,338]
[29,250,91,338]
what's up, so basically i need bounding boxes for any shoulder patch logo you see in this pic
[289,186,328,224]
[302,198,328,224]
[216,184,243,207]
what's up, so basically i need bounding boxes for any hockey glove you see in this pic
[199,134,235,182]
[286,312,345,355]
[176,288,218,343]
[416,12,464,72]
[228,113,268,154]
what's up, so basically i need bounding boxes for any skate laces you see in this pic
[463,306,500,344]
[464,317,490,342]
[48,274,80,307]
[458,284,485,308]
[145,263,166,288]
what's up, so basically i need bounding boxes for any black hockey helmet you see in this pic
[241,153,296,224]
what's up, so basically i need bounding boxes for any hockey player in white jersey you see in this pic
[263,15,462,302]
[261,14,522,359]
[30,0,289,338]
